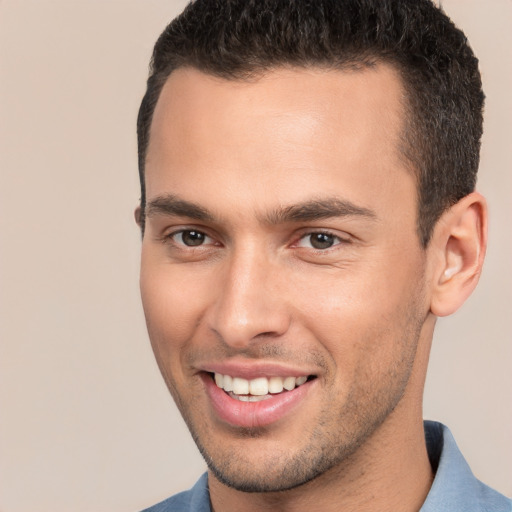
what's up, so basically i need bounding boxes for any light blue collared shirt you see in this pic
[421,421,511,511]
[142,421,512,512]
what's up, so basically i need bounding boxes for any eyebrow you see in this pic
[145,194,377,225]
[264,198,377,224]
[146,194,215,221]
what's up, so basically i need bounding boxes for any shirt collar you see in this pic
[421,420,510,512]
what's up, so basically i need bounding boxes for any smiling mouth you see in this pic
[211,373,316,402]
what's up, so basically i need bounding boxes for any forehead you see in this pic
[145,65,413,222]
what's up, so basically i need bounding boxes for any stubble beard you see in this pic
[176,331,422,493]
[162,283,428,494]
[192,413,389,493]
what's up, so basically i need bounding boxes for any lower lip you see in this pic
[201,373,314,428]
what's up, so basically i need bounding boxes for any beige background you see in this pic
[0,1,510,511]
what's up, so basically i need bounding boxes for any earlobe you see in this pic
[430,192,487,317]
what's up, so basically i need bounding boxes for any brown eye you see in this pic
[297,232,345,250]
[309,233,335,249]
[173,230,208,247]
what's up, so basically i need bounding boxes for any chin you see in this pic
[187,420,369,494]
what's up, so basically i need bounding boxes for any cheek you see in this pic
[139,260,210,359]
[290,256,425,368]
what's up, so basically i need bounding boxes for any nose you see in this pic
[207,244,291,349]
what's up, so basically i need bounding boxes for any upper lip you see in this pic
[198,360,317,380]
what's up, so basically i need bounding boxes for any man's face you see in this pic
[140,66,433,492]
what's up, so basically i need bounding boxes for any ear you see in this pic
[134,205,142,227]
[429,192,487,317]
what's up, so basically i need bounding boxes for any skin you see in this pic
[138,65,487,512]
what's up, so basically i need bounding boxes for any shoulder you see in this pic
[422,421,512,512]
[141,473,211,512]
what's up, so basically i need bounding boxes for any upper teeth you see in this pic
[214,373,308,396]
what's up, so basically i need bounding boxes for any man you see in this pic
[135,0,511,510]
